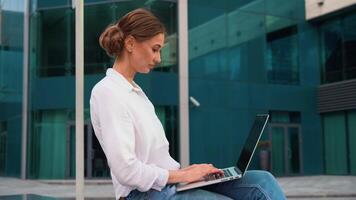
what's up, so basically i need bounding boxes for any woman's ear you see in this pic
[124,35,135,53]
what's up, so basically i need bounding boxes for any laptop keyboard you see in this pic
[204,169,233,181]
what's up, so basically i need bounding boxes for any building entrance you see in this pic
[269,124,303,176]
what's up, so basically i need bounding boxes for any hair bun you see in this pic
[99,24,125,57]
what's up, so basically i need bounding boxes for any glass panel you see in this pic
[188,2,228,80]
[288,127,300,174]
[69,125,75,177]
[28,0,178,178]
[150,2,177,73]
[90,125,110,178]
[0,122,7,175]
[323,112,348,174]
[84,3,115,74]
[266,15,296,34]
[289,111,301,123]
[320,19,343,83]
[227,11,265,82]
[226,0,265,13]
[0,1,24,177]
[271,127,285,176]
[83,1,179,175]
[348,110,356,175]
[84,1,177,74]
[28,110,67,179]
[28,4,75,179]
[343,13,356,80]
[155,106,179,161]
[270,111,289,123]
[266,26,299,84]
[265,0,297,19]
[270,111,301,123]
[37,0,71,9]
[37,8,74,77]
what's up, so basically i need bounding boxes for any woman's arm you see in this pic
[168,164,222,184]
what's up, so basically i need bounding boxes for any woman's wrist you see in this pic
[167,169,186,184]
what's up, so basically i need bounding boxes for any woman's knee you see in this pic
[248,170,275,180]
[245,170,286,199]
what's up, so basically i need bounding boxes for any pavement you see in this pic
[0,175,356,199]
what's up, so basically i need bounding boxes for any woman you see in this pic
[90,8,286,200]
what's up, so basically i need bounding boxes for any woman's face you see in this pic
[129,33,164,74]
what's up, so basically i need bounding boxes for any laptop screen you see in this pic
[236,114,269,174]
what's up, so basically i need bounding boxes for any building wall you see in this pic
[305,0,356,20]
[1,0,356,178]
[187,0,322,175]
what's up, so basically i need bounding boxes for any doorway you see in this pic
[269,124,303,176]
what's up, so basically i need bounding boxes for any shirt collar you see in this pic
[106,68,142,93]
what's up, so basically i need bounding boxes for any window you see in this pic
[320,11,356,83]
[269,110,301,123]
[266,26,299,85]
[155,106,179,161]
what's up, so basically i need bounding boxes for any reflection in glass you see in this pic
[343,14,356,80]
[267,26,299,84]
[320,19,343,83]
[320,11,356,83]
[29,1,178,179]
[288,127,300,174]
[0,1,24,177]
[271,127,285,176]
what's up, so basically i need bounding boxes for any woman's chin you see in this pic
[141,68,152,73]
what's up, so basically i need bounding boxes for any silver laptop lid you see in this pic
[236,114,269,175]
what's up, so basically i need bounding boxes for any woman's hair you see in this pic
[99,8,166,57]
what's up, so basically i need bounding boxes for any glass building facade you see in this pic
[0,0,355,179]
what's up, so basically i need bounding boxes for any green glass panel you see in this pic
[342,13,356,80]
[155,106,166,130]
[37,110,67,179]
[270,111,289,123]
[70,126,75,177]
[0,7,23,177]
[266,0,297,19]
[37,0,71,9]
[0,122,6,175]
[319,19,343,83]
[84,3,115,74]
[226,0,265,13]
[266,15,296,34]
[38,8,74,77]
[266,25,299,85]
[271,127,285,176]
[348,110,356,175]
[323,112,347,174]
[288,127,300,174]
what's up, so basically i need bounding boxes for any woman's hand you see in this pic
[168,164,222,184]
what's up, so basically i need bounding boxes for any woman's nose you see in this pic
[154,53,161,64]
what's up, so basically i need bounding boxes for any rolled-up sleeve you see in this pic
[90,88,169,192]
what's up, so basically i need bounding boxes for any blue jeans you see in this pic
[126,170,286,200]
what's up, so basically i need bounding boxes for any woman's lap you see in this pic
[127,185,232,200]
[203,170,286,200]
[126,170,286,200]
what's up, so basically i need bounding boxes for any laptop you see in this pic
[176,114,269,192]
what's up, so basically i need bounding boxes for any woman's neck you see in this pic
[113,58,136,85]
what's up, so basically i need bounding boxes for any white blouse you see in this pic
[90,68,180,198]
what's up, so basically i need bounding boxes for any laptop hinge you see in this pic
[234,167,242,175]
